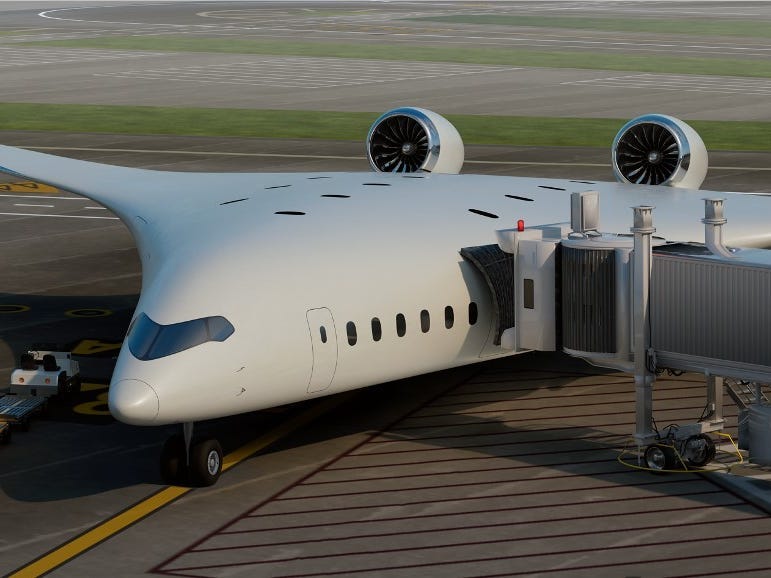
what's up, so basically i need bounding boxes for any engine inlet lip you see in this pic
[366,107,441,173]
[612,114,691,187]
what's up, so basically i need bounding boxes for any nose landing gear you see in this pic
[160,423,223,486]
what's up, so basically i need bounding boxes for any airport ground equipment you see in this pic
[0,394,46,432]
[483,194,771,470]
[0,350,81,445]
[10,350,81,398]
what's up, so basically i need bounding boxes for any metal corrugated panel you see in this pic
[460,244,516,345]
[561,246,616,353]
[652,255,771,366]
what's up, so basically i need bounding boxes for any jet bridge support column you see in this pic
[706,373,724,426]
[632,206,657,450]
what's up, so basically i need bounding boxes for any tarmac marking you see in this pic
[94,58,518,89]
[0,194,84,200]
[0,212,118,220]
[0,304,29,313]
[74,390,110,416]
[71,339,122,356]
[565,73,771,96]
[65,308,113,318]
[0,181,59,194]
[0,46,169,67]
[7,393,351,578]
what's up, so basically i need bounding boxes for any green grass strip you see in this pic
[410,15,771,39]
[23,36,771,78]
[1,103,769,151]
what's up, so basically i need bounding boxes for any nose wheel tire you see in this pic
[160,432,223,486]
[190,439,223,487]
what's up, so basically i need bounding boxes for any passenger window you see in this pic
[445,306,454,329]
[320,326,327,344]
[371,317,382,342]
[469,302,478,325]
[420,310,430,333]
[347,321,357,346]
[396,313,406,337]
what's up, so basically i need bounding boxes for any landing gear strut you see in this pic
[160,422,223,486]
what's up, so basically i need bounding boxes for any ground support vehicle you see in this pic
[10,350,81,398]
[0,394,47,432]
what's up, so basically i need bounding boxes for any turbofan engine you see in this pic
[612,114,708,189]
[366,107,464,174]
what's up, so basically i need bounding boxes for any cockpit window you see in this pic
[128,313,234,361]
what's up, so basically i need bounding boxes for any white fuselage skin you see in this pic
[110,175,512,425]
[2,144,770,427]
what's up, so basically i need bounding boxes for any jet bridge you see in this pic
[481,193,771,470]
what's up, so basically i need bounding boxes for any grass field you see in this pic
[25,36,771,79]
[1,103,769,151]
[411,15,771,39]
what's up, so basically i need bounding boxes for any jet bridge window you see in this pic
[128,312,234,361]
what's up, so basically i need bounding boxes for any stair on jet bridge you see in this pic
[725,378,770,410]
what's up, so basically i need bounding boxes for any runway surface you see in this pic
[1,2,771,577]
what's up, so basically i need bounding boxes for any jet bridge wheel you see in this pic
[683,434,716,468]
[644,443,677,472]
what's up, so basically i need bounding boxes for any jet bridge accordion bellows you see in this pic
[561,246,616,354]
[366,107,464,174]
[611,114,708,189]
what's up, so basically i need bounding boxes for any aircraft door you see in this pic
[306,307,338,393]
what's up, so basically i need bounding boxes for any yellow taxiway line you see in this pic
[9,393,350,578]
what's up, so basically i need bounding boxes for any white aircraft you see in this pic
[1,108,769,485]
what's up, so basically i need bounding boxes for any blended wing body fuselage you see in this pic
[2,109,769,485]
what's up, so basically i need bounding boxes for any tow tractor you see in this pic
[0,350,81,440]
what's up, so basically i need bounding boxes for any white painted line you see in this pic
[0,194,84,200]
[13,203,55,208]
[93,58,519,89]
[0,212,118,220]
[84,206,107,210]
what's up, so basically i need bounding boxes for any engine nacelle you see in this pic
[612,114,708,189]
[366,107,464,174]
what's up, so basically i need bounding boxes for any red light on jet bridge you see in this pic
[517,219,525,232]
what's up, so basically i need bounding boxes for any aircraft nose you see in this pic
[109,379,160,425]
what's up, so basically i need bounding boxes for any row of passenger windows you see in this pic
[341,303,478,346]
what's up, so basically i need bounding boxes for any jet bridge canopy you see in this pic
[460,244,516,346]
